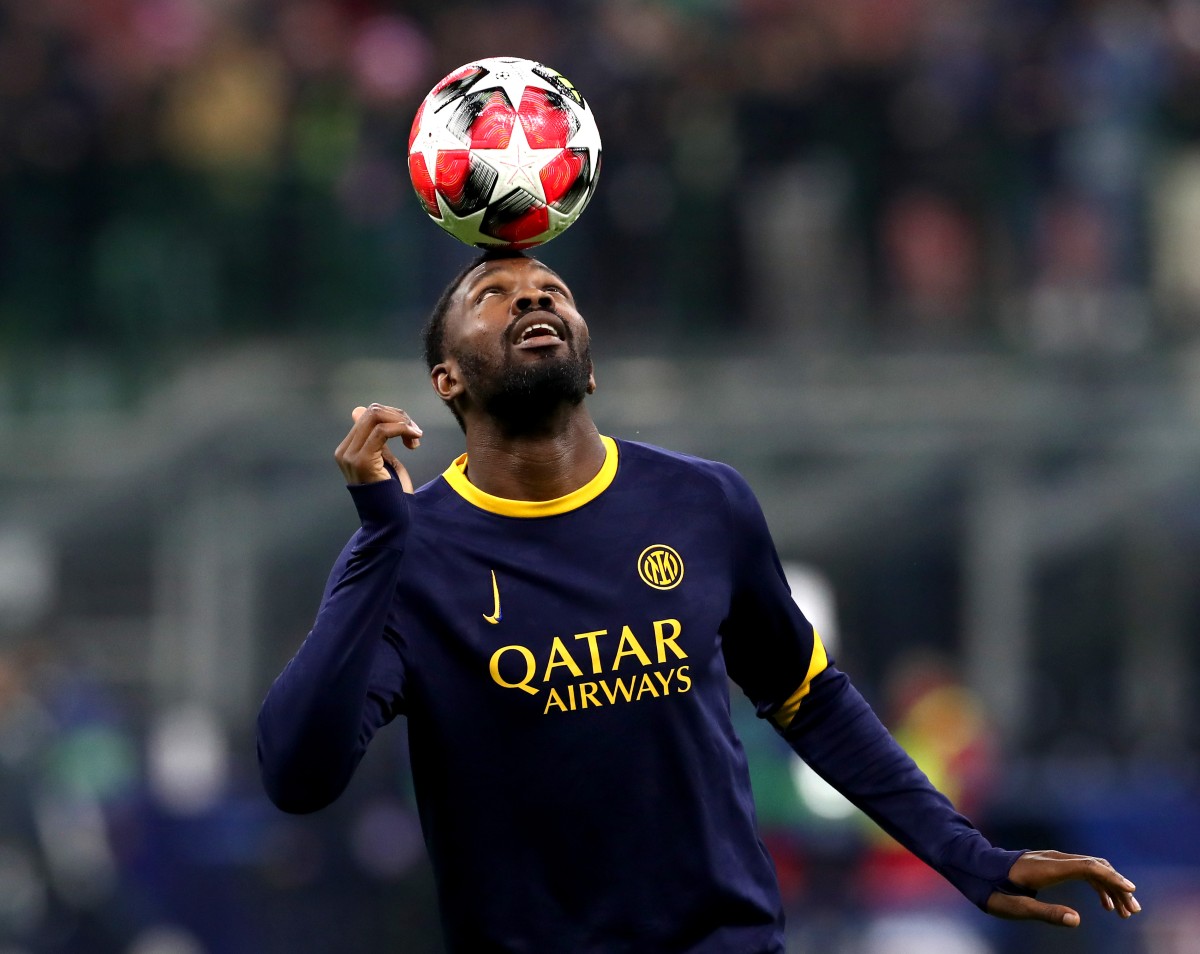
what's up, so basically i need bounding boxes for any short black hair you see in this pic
[421,248,530,371]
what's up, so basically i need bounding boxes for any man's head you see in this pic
[422,249,595,435]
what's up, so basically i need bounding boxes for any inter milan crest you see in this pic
[638,545,684,590]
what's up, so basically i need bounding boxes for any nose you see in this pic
[515,293,553,313]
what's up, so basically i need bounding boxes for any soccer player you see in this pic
[256,250,1140,952]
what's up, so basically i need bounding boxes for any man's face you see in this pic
[435,257,595,432]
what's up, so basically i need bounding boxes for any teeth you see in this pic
[521,323,560,341]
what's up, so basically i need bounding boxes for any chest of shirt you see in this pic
[392,502,733,720]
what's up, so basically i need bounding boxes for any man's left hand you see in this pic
[986,849,1141,927]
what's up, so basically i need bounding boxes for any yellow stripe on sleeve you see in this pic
[770,630,829,729]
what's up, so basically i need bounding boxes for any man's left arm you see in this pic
[779,666,1138,923]
[714,464,1140,925]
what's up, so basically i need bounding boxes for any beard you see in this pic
[453,331,592,435]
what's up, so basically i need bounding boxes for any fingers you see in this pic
[1094,873,1137,916]
[987,892,1080,927]
[1076,856,1140,918]
[336,403,423,485]
[997,849,1142,925]
[349,404,423,450]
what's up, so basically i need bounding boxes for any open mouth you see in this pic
[520,322,562,343]
[512,312,567,348]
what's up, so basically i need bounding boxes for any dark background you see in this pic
[0,1,1197,952]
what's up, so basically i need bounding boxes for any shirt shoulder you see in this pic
[614,438,757,511]
[411,472,458,508]
[382,474,469,541]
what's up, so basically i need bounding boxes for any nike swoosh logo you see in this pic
[483,570,502,625]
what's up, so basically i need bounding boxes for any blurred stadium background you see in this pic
[1,0,1198,951]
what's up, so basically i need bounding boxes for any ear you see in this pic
[586,364,596,395]
[431,360,464,403]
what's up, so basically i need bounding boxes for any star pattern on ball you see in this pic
[408,57,602,247]
[431,198,494,246]
[413,119,466,200]
[429,193,578,247]
[477,63,557,123]
[470,110,562,205]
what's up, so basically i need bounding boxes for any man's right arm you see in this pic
[257,404,423,814]
[256,479,409,813]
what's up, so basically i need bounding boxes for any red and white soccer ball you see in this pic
[407,57,602,248]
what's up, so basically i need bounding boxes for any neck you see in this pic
[462,409,605,501]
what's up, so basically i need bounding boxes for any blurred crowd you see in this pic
[4,0,1200,369]
[0,643,443,954]
[3,5,1200,952]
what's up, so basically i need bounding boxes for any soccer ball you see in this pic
[407,57,602,248]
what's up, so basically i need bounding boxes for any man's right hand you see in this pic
[334,404,422,492]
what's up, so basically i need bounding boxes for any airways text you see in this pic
[488,619,693,715]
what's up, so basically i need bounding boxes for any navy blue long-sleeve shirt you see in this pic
[257,437,1026,952]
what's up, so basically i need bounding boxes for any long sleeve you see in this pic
[779,666,1031,909]
[256,479,410,814]
[714,463,828,717]
[711,462,1030,910]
